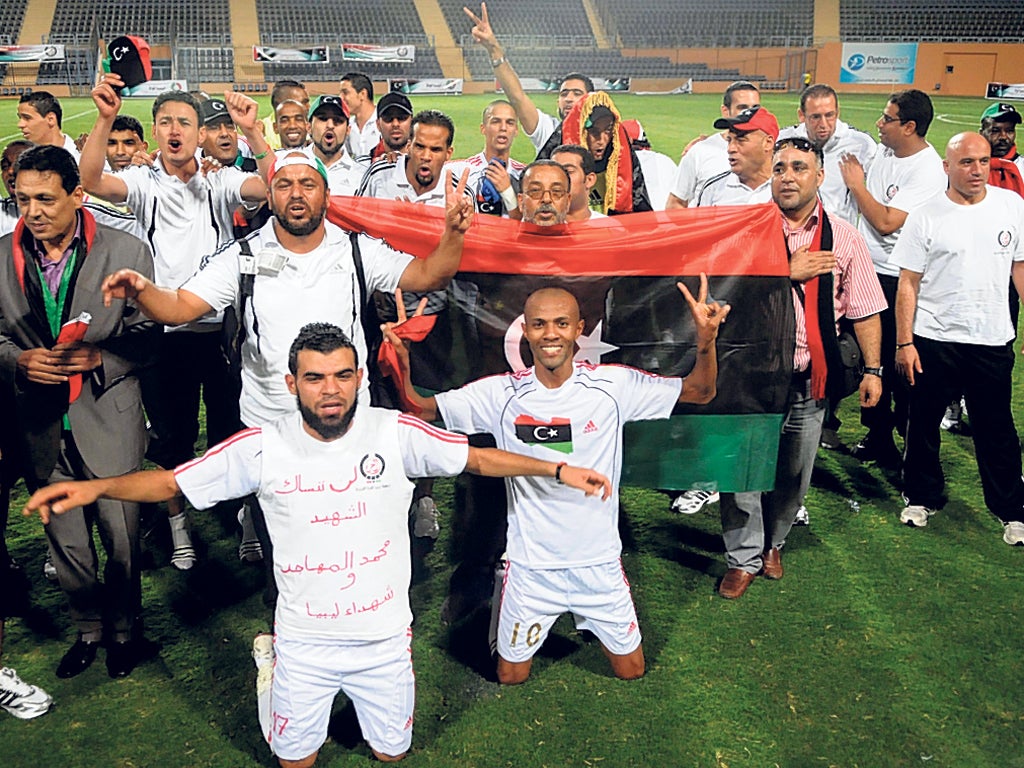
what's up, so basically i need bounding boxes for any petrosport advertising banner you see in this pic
[840,43,917,84]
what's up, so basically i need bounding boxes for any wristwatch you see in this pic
[862,366,883,377]
[490,55,507,68]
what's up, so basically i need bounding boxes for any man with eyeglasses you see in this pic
[464,3,594,152]
[838,90,945,470]
[777,83,876,225]
[717,137,885,599]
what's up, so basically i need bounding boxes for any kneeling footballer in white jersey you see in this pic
[24,323,610,767]
[386,279,728,683]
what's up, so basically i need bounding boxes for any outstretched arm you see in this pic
[101,270,213,326]
[463,3,540,135]
[677,273,730,404]
[465,447,611,500]
[24,470,180,524]
[397,168,473,292]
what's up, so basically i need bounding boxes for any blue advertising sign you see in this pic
[840,43,917,84]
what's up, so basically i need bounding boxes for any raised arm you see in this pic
[79,73,130,203]
[24,470,180,524]
[677,273,729,404]
[101,269,213,326]
[465,447,611,500]
[224,90,275,194]
[397,168,472,292]
[464,3,540,135]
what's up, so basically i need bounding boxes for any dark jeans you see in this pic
[903,336,1024,522]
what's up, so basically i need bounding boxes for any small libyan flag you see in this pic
[514,416,573,454]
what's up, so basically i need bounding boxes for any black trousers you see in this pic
[903,336,1024,522]
[860,274,908,439]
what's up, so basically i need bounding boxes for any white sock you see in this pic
[168,513,192,548]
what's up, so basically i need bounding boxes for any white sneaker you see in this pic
[252,634,275,695]
[900,504,935,527]
[0,667,53,720]
[793,505,809,526]
[1003,521,1024,546]
[42,556,57,582]
[670,490,720,515]
[412,497,440,539]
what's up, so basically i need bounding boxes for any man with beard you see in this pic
[982,102,1024,176]
[24,322,610,766]
[304,95,366,196]
[695,106,779,207]
[79,75,271,570]
[357,110,469,538]
[464,3,594,152]
[369,92,414,163]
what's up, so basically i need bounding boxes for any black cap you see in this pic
[377,92,413,117]
[106,36,151,91]
[584,105,615,129]
[308,95,348,120]
[200,98,233,127]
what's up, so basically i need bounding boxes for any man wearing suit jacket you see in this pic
[0,146,157,678]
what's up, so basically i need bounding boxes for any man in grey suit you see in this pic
[0,146,157,678]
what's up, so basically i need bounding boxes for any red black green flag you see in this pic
[327,198,794,492]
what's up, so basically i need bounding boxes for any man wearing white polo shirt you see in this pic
[694,106,779,208]
[666,81,761,209]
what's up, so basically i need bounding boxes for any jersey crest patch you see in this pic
[514,415,573,454]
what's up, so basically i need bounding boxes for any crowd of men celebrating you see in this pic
[0,4,1023,764]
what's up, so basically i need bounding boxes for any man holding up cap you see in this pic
[305,95,367,196]
[695,105,779,207]
[370,92,414,163]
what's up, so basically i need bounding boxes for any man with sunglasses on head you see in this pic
[717,137,885,599]
[838,90,945,470]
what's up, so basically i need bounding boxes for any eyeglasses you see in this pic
[524,187,568,201]
[773,137,824,162]
[879,112,904,124]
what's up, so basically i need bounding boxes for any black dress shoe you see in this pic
[56,639,99,678]
[105,640,138,678]
[850,434,901,469]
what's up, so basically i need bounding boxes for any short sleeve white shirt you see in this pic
[435,362,681,569]
[182,218,413,425]
[670,132,730,204]
[635,148,679,211]
[890,186,1024,345]
[694,172,772,207]
[526,109,560,152]
[301,146,368,197]
[174,408,469,641]
[856,143,946,277]
[346,109,380,160]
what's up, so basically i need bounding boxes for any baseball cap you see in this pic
[309,94,349,120]
[268,152,329,187]
[584,105,616,130]
[377,92,413,118]
[981,103,1022,125]
[714,105,780,141]
[200,98,233,127]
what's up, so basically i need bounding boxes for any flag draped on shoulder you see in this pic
[328,197,795,492]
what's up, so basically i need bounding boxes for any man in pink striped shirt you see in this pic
[717,137,886,599]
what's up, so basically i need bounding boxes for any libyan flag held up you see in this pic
[328,197,795,493]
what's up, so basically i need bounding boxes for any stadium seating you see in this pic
[840,0,1024,42]
[436,0,594,40]
[36,47,95,86]
[593,0,814,48]
[0,0,29,46]
[46,0,232,45]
